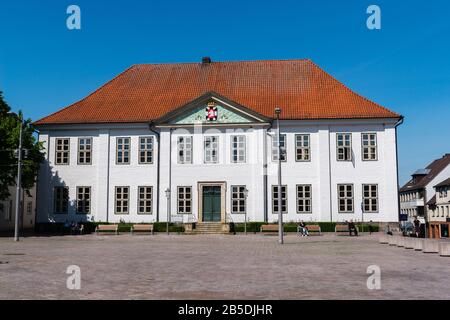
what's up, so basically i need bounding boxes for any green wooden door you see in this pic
[202,186,221,222]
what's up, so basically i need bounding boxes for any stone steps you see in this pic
[185,223,230,235]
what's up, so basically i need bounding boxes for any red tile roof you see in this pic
[35,59,401,125]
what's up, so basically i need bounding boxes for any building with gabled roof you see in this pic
[34,58,402,230]
[400,154,450,230]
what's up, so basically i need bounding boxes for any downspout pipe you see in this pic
[149,122,161,222]
[395,116,404,232]
[264,122,273,223]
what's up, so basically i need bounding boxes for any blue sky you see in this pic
[1,0,449,184]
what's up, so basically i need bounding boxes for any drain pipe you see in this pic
[395,116,405,233]
[264,122,273,223]
[149,122,160,222]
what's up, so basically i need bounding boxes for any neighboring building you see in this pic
[0,186,36,232]
[34,58,402,228]
[428,178,450,238]
[399,154,450,226]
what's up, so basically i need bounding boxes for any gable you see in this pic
[172,102,252,124]
[156,92,270,125]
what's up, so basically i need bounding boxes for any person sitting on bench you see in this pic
[298,221,309,237]
[348,220,358,236]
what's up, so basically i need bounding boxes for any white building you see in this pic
[34,58,402,228]
[399,154,450,225]
[0,186,36,232]
[427,177,450,238]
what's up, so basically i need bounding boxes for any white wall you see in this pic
[0,186,36,232]
[36,119,400,224]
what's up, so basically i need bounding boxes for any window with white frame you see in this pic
[78,138,92,164]
[116,137,130,164]
[272,185,287,214]
[231,185,246,214]
[178,186,192,214]
[336,133,352,161]
[55,138,70,165]
[338,184,353,213]
[296,184,312,213]
[363,184,378,213]
[204,136,219,163]
[178,136,193,164]
[139,137,153,164]
[231,135,246,163]
[295,134,310,161]
[272,134,286,161]
[54,187,69,214]
[115,186,129,214]
[138,186,152,214]
[76,187,91,214]
[362,133,377,161]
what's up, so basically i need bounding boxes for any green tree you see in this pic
[0,91,44,200]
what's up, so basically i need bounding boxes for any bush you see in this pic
[233,221,379,233]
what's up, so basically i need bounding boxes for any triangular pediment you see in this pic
[155,92,269,125]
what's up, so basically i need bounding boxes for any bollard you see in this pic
[388,235,397,246]
[423,239,439,253]
[404,237,415,249]
[379,235,389,244]
[439,242,450,257]
[397,237,405,247]
[413,238,423,251]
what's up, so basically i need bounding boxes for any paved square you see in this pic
[0,233,449,299]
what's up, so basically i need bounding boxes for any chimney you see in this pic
[202,56,212,64]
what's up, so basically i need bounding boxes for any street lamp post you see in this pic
[275,107,284,245]
[8,112,23,242]
[165,188,171,235]
[244,188,249,235]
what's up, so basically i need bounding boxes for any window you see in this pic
[54,187,69,214]
[231,135,246,163]
[272,185,287,214]
[139,137,153,164]
[363,184,378,213]
[6,200,12,221]
[55,138,70,165]
[76,187,91,214]
[116,137,130,164]
[336,133,352,161]
[295,134,310,161]
[178,186,192,214]
[231,185,247,214]
[362,133,377,161]
[272,134,286,161]
[178,136,193,164]
[138,186,153,214]
[77,138,92,164]
[296,185,312,213]
[115,187,129,214]
[204,136,219,163]
[338,184,353,213]
[26,201,33,215]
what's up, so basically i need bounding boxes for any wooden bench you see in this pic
[260,224,279,233]
[335,224,359,235]
[297,224,322,236]
[95,224,119,235]
[130,224,154,235]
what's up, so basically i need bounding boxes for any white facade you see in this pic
[0,186,36,232]
[36,116,400,224]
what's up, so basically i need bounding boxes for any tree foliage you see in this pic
[0,91,45,200]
